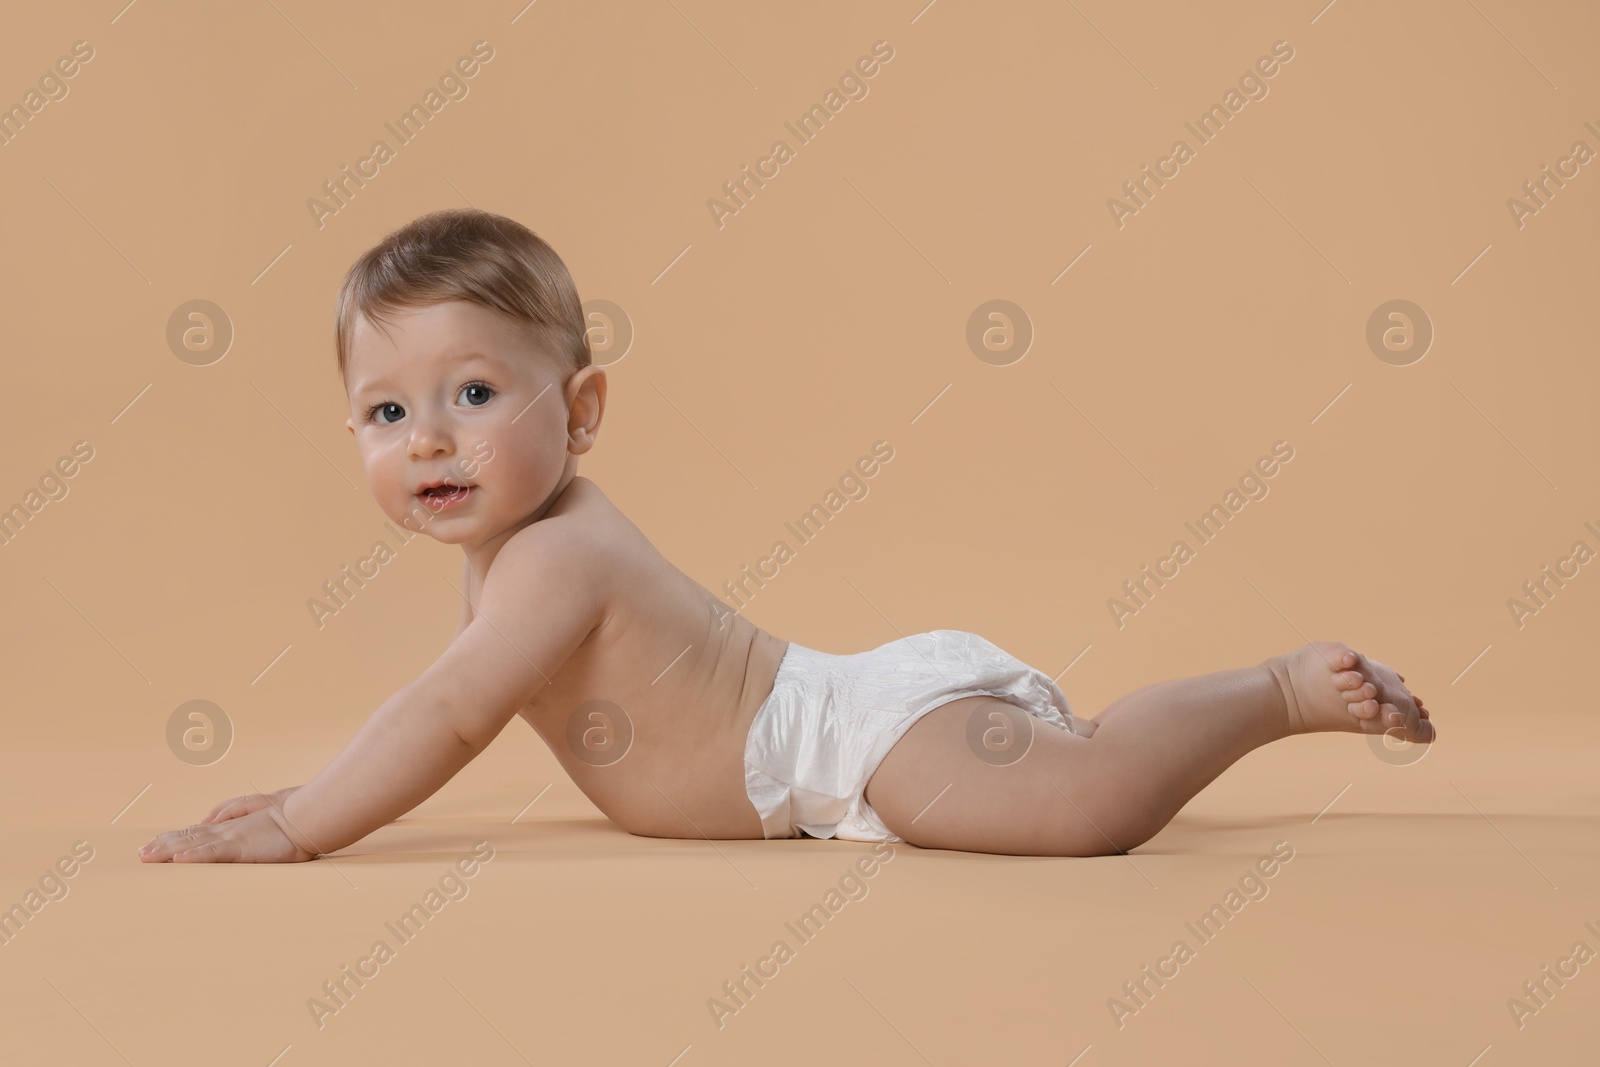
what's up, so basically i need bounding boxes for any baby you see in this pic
[139,209,1434,863]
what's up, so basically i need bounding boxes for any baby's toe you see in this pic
[1400,708,1435,743]
[1342,679,1377,702]
[1381,700,1430,742]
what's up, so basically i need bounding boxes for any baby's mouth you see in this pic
[417,484,476,512]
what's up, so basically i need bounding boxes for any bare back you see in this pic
[462,476,789,839]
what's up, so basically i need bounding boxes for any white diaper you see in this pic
[743,629,1078,842]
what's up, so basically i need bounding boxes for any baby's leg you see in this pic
[863,640,1431,857]
[1084,656,1430,735]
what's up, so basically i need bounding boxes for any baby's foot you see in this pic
[1266,641,1435,743]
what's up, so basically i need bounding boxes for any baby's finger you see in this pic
[201,798,238,823]
[203,793,267,823]
[174,838,238,863]
[139,824,210,862]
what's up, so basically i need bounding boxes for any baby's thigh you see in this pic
[863,696,1112,857]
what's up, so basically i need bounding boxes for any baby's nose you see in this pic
[407,423,456,459]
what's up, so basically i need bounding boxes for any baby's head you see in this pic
[336,208,603,547]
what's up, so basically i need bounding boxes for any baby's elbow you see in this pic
[444,695,522,753]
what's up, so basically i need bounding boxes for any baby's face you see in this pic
[344,299,596,548]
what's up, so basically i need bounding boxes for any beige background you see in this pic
[2,0,1597,1062]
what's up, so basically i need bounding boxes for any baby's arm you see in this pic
[140,527,601,863]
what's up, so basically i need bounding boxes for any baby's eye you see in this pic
[368,402,405,425]
[459,382,494,407]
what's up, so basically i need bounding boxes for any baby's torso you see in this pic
[467,478,789,839]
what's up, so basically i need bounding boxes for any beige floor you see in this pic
[4,695,1595,1065]
[3,0,1598,1062]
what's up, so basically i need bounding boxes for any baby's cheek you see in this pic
[370,468,409,514]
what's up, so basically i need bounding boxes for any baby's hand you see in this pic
[138,807,316,863]
[202,786,300,824]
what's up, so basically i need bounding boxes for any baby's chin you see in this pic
[382,502,475,543]
[405,520,479,545]
[441,528,497,546]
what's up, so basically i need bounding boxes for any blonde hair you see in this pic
[334,208,589,383]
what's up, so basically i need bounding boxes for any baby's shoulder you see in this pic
[514,475,623,546]
[472,516,613,640]
[497,510,604,577]
[488,480,631,586]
